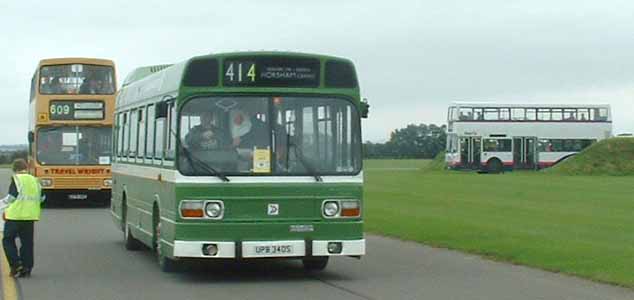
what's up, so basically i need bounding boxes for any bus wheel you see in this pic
[302,257,329,271]
[487,159,503,174]
[154,210,178,272]
[123,203,142,251]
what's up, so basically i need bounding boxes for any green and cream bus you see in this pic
[111,52,368,272]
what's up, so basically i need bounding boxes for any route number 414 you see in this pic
[225,62,256,82]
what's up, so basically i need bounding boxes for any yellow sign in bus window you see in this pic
[253,148,271,173]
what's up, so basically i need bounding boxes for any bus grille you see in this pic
[53,177,104,189]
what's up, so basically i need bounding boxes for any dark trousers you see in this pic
[2,220,35,270]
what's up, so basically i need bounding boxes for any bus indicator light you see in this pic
[180,201,205,218]
[341,201,360,217]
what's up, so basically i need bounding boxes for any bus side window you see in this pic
[511,108,525,121]
[123,111,130,157]
[138,108,146,159]
[114,114,120,158]
[155,111,166,162]
[598,108,608,121]
[146,105,155,159]
[129,110,138,158]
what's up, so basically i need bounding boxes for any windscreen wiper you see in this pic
[180,146,230,182]
[288,135,322,182]
[170,129,229,182]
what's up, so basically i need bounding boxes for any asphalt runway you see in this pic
[0,169,632,300]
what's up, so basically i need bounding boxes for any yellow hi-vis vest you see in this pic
[5,173,42,221]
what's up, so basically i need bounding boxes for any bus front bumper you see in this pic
[169,239,366,259]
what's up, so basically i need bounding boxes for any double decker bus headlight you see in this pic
[323,201,339,217]
[205,202,223,219]
[40,178,53,187]
[103,179,112,186]
[180,200,204,218]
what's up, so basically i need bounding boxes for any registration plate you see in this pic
[242,241,305,258]
[255,245,293,255]
[68,194,88,200]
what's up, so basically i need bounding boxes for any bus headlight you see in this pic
[103,179,112,187]
[40,178,53,187]
[205,201,224,219]
[323,201,340,217]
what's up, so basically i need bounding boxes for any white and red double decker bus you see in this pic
[445,102,612,172]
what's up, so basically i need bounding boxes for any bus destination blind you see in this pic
[222,57,320,88]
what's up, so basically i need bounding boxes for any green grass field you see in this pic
[364,162,634,287]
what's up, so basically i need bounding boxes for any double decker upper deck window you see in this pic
[40,64,115,95]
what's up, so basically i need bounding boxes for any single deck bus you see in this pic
[111,52,369,272]
[28,58,117,204]
[445,102,612,172]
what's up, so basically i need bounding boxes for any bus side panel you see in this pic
[112,166,178,249]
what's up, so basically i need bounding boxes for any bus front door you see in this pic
[513,137,537,169]
[460,137,481,169]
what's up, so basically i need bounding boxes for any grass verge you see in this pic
[549,138,634,176]
[364,161,634,287]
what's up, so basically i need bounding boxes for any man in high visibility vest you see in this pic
[1,159,44,278]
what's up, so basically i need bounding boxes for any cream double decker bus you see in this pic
[445,102,612,172]
[28,58,117,205]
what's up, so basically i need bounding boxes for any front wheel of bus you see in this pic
[154,211,179,272]
[302,257,329,271]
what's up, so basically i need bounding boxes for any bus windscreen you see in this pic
[37,126,112,165]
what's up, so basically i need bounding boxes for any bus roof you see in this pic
[451,102,611,109]
[117,51,359,110]
[38,57,115,67]
[122,64,173,87]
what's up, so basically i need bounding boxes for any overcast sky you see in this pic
[1,0,633,144]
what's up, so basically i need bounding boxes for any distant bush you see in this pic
[424,151,447,171]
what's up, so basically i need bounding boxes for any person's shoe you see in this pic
[9,265,23,277]
[17,268,31,278]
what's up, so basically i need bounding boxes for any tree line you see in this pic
[363,124,447,159]
[0,150,28,165]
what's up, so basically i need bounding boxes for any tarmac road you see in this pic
[0,169,632,300]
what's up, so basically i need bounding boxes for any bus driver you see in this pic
[185,112,230,151]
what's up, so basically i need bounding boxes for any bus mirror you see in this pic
[361,98,370,119]
[28,131,34,143]
[156,102,168,119]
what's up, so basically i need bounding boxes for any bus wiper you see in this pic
[180,146,230,182]
[170,129,229,182]
[288,135,322,182]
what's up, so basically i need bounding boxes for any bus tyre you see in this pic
[123,202,142,251]
[154,213,179,273]
[302,257,329,271]
[487,159,503,174]
[124,223,143,251]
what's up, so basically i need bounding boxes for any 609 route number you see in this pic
[50,104,71,115]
